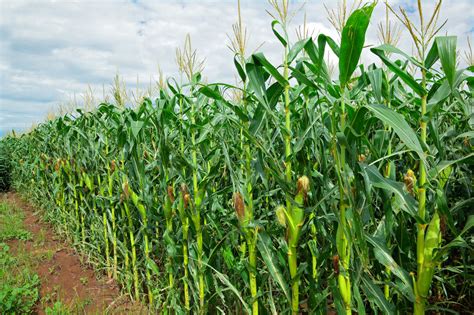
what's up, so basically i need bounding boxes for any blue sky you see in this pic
[0,0,472,136]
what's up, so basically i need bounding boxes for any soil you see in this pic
[1,192,145,314]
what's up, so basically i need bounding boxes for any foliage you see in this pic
[0,1,473,314]
[45,301,69,315]
[0,142,11,192]
[0,202,32,241]
[0,245,40,314]
[0,202,39,314]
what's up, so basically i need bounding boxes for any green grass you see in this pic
[0,201,39,314]
[0,202,31,241]
[45,301,69,315]
[40,287,92,315]
[0,201,98,314]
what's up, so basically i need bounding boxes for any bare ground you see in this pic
[1,192,146,314]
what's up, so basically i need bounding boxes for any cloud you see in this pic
[0,0,472,135]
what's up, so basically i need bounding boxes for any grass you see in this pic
[0,201,31,241]
[45,301,70,315]
[41,290,91,315]
[0,200,100,314]
[0,201,39,314]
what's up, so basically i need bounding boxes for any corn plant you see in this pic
[1,0,472,314]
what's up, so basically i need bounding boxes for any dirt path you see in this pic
[1,192,144,314]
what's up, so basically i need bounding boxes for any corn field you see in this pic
[1,1,473,314]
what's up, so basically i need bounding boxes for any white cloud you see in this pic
[0,0,472,135]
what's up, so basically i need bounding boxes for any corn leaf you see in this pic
[339,3,375,87]
[366,234,415,302]
[374,44,425,69]
[303,38,330,81]
[234,55,246,82]
[288,38,309,64]
[367,68,384,103]
[436,36,458,88]
[130,120,144,139]
[366,104,425,162]
[428,153,474,179]
[434,215,474,260]
[246,61,268,106]
[257,232,291,302]
[361,275,395,314]
[271,20,287,47]
[319,34,340,58]
[362,164,420,221]
[252,53,288,87]
[210,266,251,314]
[371,47,426,96]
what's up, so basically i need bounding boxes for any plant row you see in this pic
[1,2,473,314]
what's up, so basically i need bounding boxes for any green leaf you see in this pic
[249,103,266,135]
[435,36,457,88]
[456,131,474,139]
[266,81,284,109]
[288,38,309,64]
[425,41,439,69]
[371,47,426,96]
[460,215,474,236]
[257,232,291,302]
[246,61,268,106]
[290,66,317,89]
[428,153,474,179]
[130,120,144,139]
[199,85,223,100]
[375,44,425,69]
[339,3,375,87]
[353,285,367,315]
[252,53,288,87]
[209,265,251,314]
[366,104,425,162]
[435,216,474,259]
[271,20,287,47]
[318,34,340,58]
[303,38,321,65]
[146,257,160,275]
[363,165,419,220]
[367,68,384,103]
[366,234,415,302]
[234,55,247,82]
[428,79,451,108]
[361,275,395,314]
[303,39,330,81]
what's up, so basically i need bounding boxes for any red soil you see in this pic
[1,192,145,314]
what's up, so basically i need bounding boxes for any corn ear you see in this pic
[275,205,287,227]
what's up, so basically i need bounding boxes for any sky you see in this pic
[0,0,472,136]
